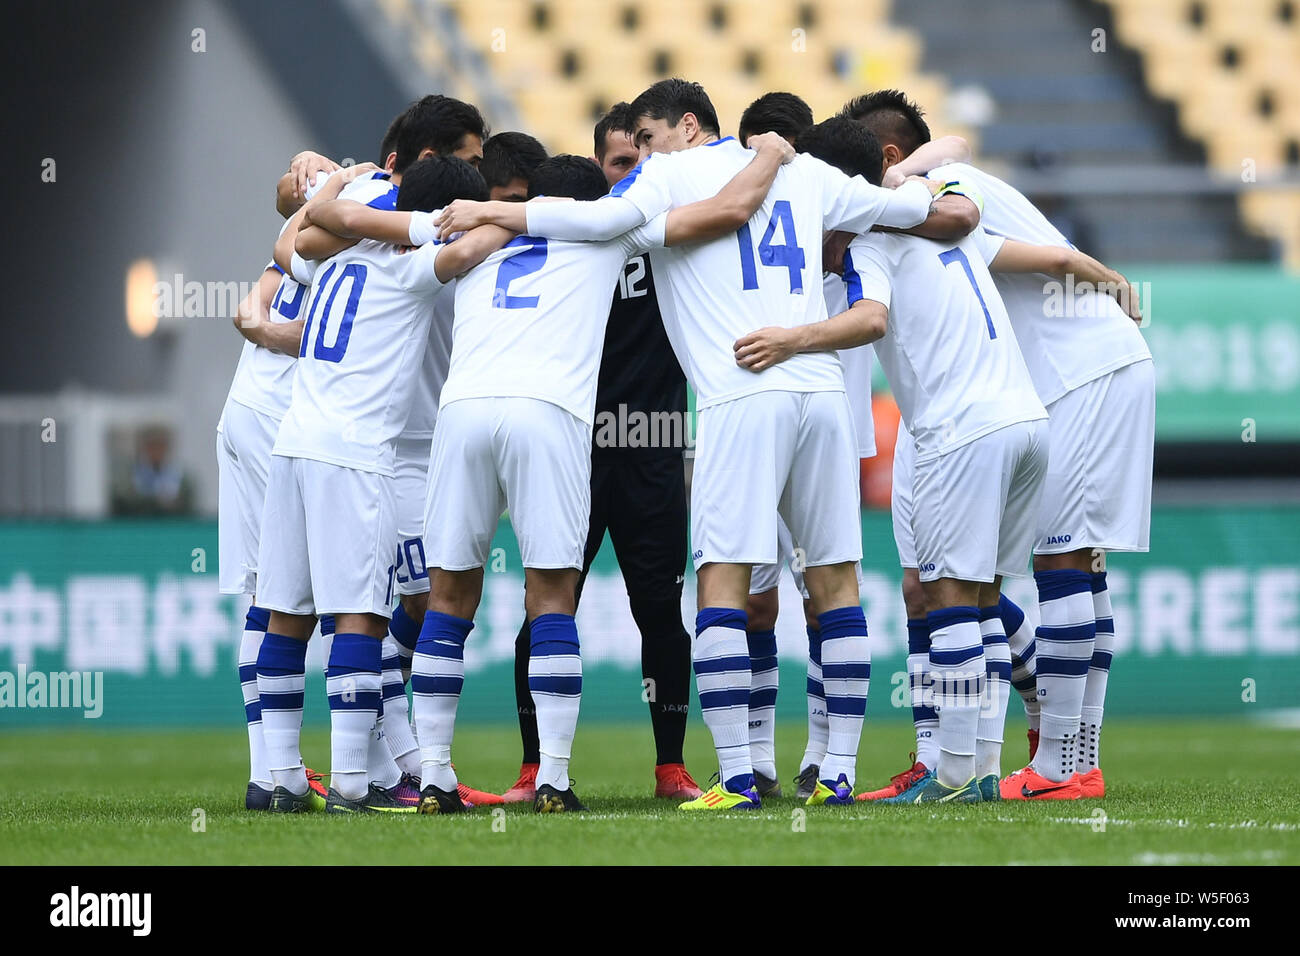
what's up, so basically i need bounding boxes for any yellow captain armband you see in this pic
[933,180,985,213]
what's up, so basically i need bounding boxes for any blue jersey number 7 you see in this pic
[937,247,996,339]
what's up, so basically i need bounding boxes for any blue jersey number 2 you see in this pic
[300,262,367,363]
[937,248,996,340]
[737,200,805,293]
[493,238,549,309]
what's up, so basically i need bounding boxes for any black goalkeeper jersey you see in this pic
[592,253,688,459]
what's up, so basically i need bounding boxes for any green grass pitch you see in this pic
[2,720,1297,865]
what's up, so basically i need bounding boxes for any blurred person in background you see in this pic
[112,425,194,516]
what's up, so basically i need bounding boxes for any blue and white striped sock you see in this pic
[800,625,828,771]
[239,605,272,789]
[327,633,383,802]
[929,606,984,788]
[976,606,1012,779]
[693,607,753,793]
[1031,569,1096,782]
[529,613,583,791]
[1080,572,1115,772]
[1000,595,1040,731]
[746,628,778,779]
[907,618,939,770]
[256,632,308,794]
[411,611,473,792]
[817,605,870,787]
[381,618,421,777]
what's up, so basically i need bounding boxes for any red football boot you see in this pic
[856,754,928,801]
[998,765,1083,800]
[654,763,703,799]
[502,762,539,803]
[1077,766,1105,799]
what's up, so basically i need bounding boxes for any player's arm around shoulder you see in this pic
[989,238,1142,323]
[733,299,888,373]
[662,132,794,246]
[432,224,516,283]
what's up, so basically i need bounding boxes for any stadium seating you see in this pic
[1104,0,1300,264]
[420,0,973,157]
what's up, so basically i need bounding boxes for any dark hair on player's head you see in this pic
[527,155,608,202]
[593,102,637,159]
[379,110,405,165]
[796,117,884,185]
[738,92,814,145]
[396,156,488,212]
[838,89,931,157]
[479,131,548,189]
[395,94,489,173]
[629,78,721,138]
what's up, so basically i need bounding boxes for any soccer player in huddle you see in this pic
[437,77,939,808]
[848,91,1149,799]
[784,115,1140,801]
[395,143,795,813]
[267,96,508,810]
[505,105,701,805]
[479,131,548,201]
[253,154,504,814]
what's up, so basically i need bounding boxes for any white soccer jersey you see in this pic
[439,219,666,425]
[844,225,1046,463]
[609,138,932,408]
[273,237,448,476]
[930,162,1151,404]
[823,271,876,458]
[224,260,305,421]
[402,291,454,439]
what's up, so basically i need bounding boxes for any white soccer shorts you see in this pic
[692,389,862,570]
[393,436,433,597]
[912,418,1049,583]
[257,455,398,617]
[750,512,865,597]
[1035,359,1154,554]
[890,418,918,570]
[425,397,591,571]
[216,399,281,595]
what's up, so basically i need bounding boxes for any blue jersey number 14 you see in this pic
[737,200,805,293]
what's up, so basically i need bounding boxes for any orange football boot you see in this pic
[1077,766,1105,798]
[502,762,539,803]
[856,754,929,801]
[998,765,1082,800]
[304,767,329,800]
[654,763,703,799]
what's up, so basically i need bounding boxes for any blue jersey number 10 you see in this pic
[937,247,997,340]
[737,200,805,293]
[300,262,367,363]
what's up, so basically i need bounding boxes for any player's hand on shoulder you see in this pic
[338,161,381,184]
[905,175,944,196]
[822,230,853,275]
[747,131,796,164]
[435,200,489,239]
[882,166,906,189]
[289,150,342,200]
[1116,277,1143,325]
[734,327,797,372]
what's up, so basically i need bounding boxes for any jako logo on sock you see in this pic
[49,886,151,936]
